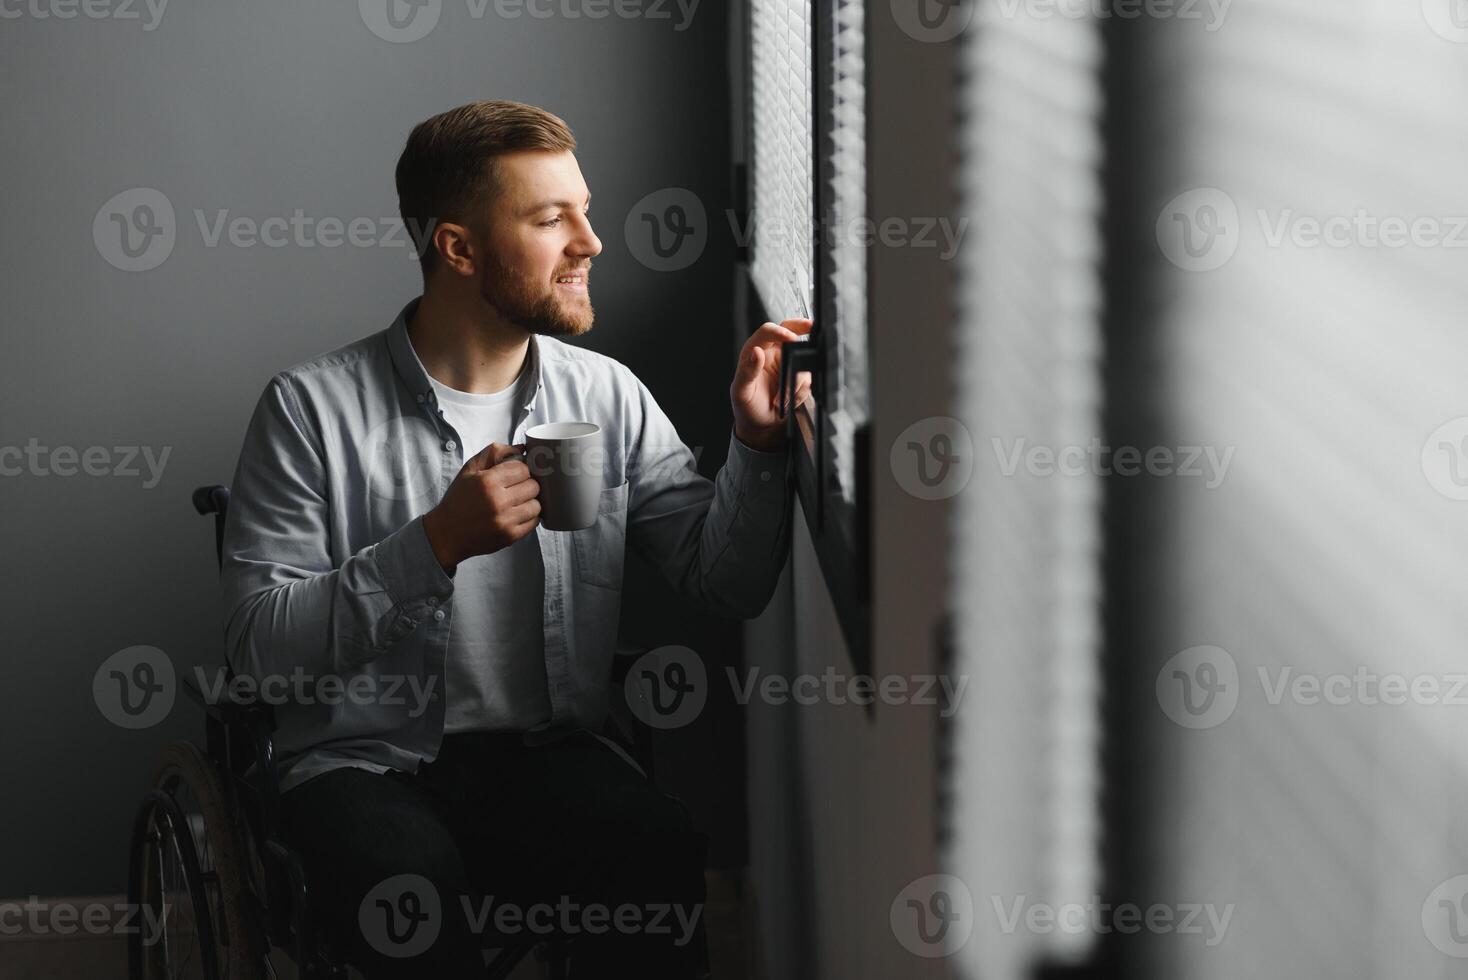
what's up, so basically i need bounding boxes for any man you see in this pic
[220,100,810,977]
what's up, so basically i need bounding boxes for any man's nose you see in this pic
[571,216,602,258]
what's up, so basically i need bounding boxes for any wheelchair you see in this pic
[126,484,660,979]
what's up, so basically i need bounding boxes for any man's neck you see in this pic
[408,288,531,394]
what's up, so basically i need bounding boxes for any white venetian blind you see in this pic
[948,4,1106,980]
[825,0,869,499]
[749,0,814,321]
[1139,2,1468,977]
[749,0,870,500]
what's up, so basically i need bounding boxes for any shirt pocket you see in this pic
[572,481,629,591]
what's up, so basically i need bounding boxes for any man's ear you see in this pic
[430,221,477,277]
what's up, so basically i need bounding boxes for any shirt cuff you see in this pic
[726,430,789,501]
[372,515,456,608]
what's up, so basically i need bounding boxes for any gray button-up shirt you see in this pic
[220,297,791,793]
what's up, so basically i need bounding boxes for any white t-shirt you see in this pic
[421,358,551,734]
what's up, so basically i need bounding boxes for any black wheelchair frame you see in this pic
[125,484,660,979]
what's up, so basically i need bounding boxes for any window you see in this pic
[947,3,1106,977]
[1116,3,1468,977]
[749,0,814,322]
[746,0,873,665]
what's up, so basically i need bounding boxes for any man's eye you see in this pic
[540,217,562,228]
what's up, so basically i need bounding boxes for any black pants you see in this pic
[278,729,709,978]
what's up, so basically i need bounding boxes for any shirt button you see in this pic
[444,439,456,452]
[428,597,439,607]
[761,471,771,482]
[434,609,446,622]
[415,393,425,404]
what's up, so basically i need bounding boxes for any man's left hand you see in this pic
[729,318,814,453]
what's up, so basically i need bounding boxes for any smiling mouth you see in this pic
[553,272,588,289]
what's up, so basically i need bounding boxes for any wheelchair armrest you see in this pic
[185,671,286,835]
[183,671,277,730]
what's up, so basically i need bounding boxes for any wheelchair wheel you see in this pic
[128,741,267,980]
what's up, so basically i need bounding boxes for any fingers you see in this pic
[506,497,542,527]
[733,344,767,399]
[498,475,541,506]
[463,441,523,474]
[487,458,534,488]
[748,320,808,348]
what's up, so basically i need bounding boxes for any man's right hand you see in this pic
[422,442,541,572]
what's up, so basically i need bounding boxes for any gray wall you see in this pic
[0,2,740,897]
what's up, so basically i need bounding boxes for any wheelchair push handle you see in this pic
[192,485,231,517]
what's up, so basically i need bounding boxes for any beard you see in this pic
[479,249,595,338]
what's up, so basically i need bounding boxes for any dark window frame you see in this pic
[740,0,873,675]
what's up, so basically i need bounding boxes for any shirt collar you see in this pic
[386,295,544,414]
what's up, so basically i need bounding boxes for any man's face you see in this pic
[474,150,602,337]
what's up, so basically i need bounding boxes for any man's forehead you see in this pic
[495,150,589,209]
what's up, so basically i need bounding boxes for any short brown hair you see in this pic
[395,100,577,280]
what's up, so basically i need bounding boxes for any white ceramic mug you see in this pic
[524,422,604,531]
